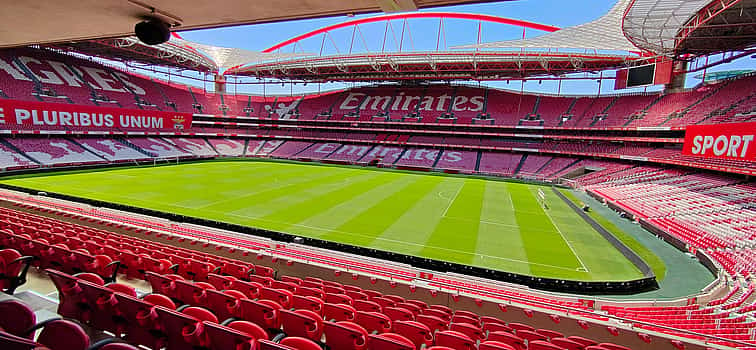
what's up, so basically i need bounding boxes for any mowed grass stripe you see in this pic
[205,166,357,214]
[230,170,383,222]
[509,184,583,278]
[418,180,485,265]
[260,171,395,228]
[371,178,464,256]
[320,175,443,247]
[473,181,530,275]
[293,174,422,238]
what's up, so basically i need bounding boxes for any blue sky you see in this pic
[146,0,753,96]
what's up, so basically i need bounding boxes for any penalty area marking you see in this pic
[538,192,590,272]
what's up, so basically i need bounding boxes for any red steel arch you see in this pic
[261,12,560,53]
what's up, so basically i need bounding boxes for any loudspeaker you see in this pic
[135,19,171,45]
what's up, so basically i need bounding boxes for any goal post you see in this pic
[153,156,180,166]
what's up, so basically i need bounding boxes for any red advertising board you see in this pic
[0,99,192,131]
[682,122,756,161]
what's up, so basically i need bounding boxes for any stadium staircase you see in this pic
[63,62,106,107]
[110,72,152,110]
[555,98,578,126]
[117,138,158,158]
[204,136,222,155]
[430,150,445,169]
[149,79,177,112]
[474,151,483,172]
[67,138,109,162]
[187,86,203,114]
[622,94,664,127]
[513,154,528,174]
[0,138,41,165]
[391,148,409,165]
[589,97,618,127]
[658,83,728,126]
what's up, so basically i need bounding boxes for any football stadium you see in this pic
[0,0,753,349]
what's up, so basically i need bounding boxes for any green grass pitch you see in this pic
[1,160,646,282]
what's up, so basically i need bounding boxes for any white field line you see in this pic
[220,212,579,272]
[505,189,515,212]
[57,181,581,273]
[440,183,464,218]
[539,196,590,272]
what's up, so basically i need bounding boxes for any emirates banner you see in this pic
[0,99,192,131]
[682,122,756,161]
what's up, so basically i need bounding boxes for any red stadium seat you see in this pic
[488,331,526,350]
[416,314,448,334]
[530,340,568,350]
[368,333,416,350]
[355,311,392,334]
[205,289,242,321]
[0,300,36,337]
[450,322,485,342]
[324,321,369,350]
[393,320,434,349]
[324,303,357,322]
[479,341,518,350]
[551,338,585,350]
[384,307,414,322]
[292,295,324,316]
[0,248,33,294]
[240,298,283,330]
[280,309,324,341]
[435,330,476,350]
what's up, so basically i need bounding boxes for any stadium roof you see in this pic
[228,51,636,81]
[48,35,308,73]
[455,0,642,53]
[458,0,755,57]
[623,0,756,55]
[0,0,508,48]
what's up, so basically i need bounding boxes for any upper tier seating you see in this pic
[0,48,195,113]
[1,47,754,131]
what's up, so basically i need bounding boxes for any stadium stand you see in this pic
[209,138,247,156]
[75,138,152,162]
[125,138,193,158]
[166,138,218,157]
[5,137,104,165]
[1,44,756,350]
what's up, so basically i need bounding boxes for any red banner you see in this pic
[682,122,756,161]
[0,99,192,131]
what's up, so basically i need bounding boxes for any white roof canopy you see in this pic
[455,0,641,53]
[170,37,311,72]
[622,0,722,55]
